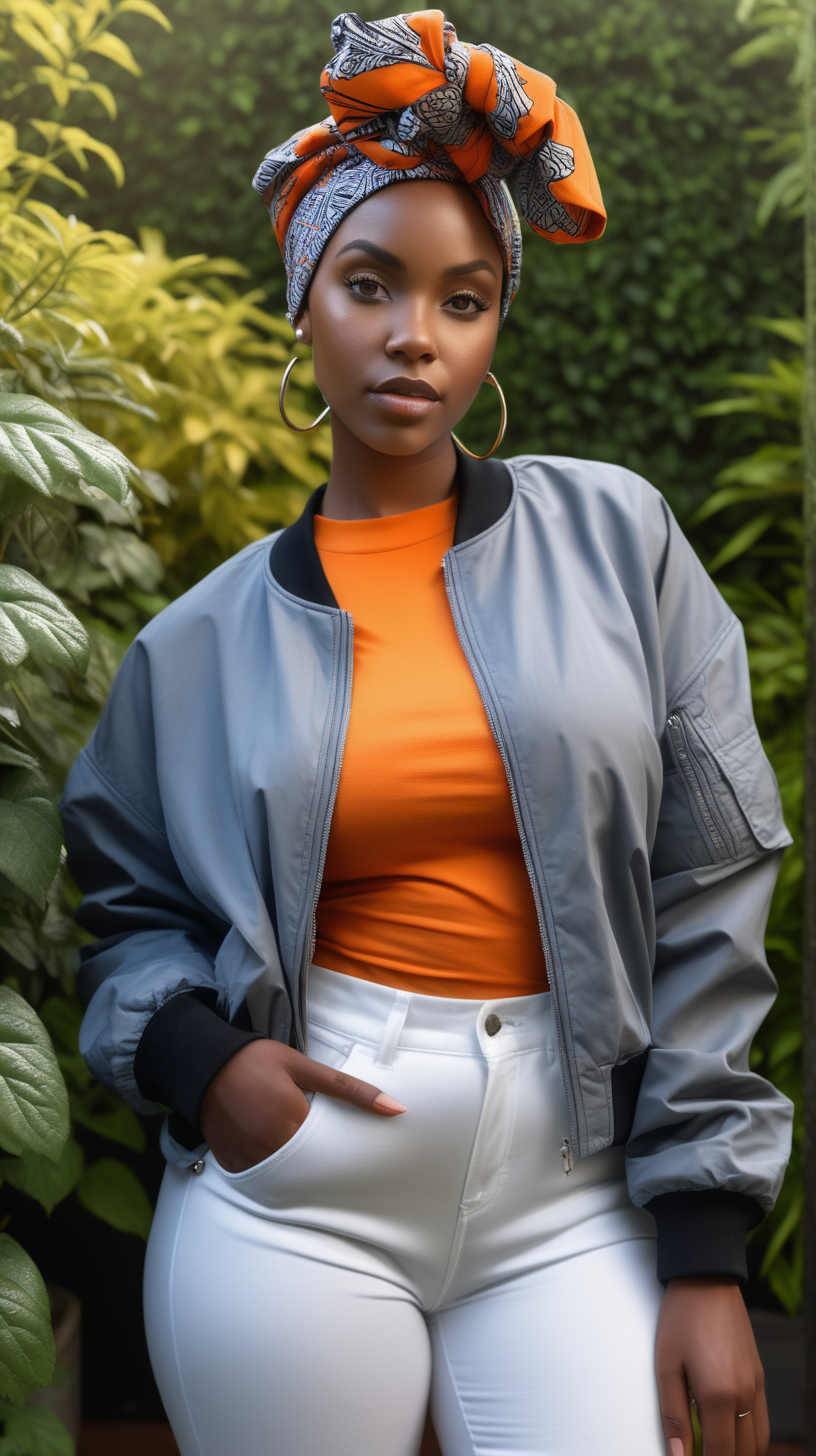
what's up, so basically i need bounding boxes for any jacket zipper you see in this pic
[666,712,730,862]
[442,553,580,1158]
[294,611,355,1054]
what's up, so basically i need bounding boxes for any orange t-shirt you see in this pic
[313,493,548,999]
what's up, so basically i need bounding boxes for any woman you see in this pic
[61,12,793,1456]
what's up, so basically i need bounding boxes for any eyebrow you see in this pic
[442,258,499,281]
[335,239,405,270]
[334,239,499,283]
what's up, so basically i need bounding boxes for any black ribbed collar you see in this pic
[269,448,512,607]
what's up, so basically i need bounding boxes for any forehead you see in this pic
[325,180,503,268]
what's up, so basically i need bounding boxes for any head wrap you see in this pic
[253,10,605,325]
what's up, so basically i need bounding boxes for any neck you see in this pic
[320,414,458,520]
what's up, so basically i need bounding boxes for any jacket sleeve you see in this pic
[628,490,794,1282]
[60,638,262,1149]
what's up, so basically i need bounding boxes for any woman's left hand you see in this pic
[655,1277,769,1456]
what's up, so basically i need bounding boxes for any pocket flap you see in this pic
[712,725,792,852]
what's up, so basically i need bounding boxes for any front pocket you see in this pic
[215,1031,357,1189]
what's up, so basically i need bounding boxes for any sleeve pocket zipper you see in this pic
[666,712,731,862]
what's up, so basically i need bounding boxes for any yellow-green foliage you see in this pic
[0,0,328,595]
[1,203,328,587]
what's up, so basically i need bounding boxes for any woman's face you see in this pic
[295,180,504,457]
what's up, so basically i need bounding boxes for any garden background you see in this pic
[0,0,806,1443]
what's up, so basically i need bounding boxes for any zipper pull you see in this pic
[560,1138,573,1176]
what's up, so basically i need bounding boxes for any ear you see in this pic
[293,306,312,346]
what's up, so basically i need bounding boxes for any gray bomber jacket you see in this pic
[61,450,794,1283]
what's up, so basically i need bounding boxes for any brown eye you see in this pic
[347,274,387,300]
[445,292,488,315]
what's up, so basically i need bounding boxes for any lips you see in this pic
[370,376,440,401]
[369,375,441,419]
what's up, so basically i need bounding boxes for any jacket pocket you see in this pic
[666,711,734,862]
[667,707,789,864]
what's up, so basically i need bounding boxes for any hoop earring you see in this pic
[279,355,330,432]
[452,372,507,460]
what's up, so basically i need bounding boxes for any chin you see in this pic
[342,413,447,459]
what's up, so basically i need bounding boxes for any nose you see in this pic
[385,297,438,365]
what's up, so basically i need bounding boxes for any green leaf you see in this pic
[35,1002,80,1060]
[0,1402,74,1456]
[757,157,805,227]
[0,797,62,909]
[0,567,89,674]
[0,1236,54,1402]
[0,988,68,1161]
[117,0,174,30]
[55,128,124,190]
[77,1159,153,1239]
[760,1192,803,1278]
[36,1004,90,1097]
[0,1438,27,1455]
[708,512,776,573]
[0,396,135,506]
[85,32,141,75]
[78,525,163,592]
[0,746,39,773]
[730,30,798,67]
[0,1138,83,1215]
[0,323,23,350]
[69,1089,145,1152]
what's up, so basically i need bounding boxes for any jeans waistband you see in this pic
[307,963,555,1064]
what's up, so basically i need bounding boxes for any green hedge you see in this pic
[74,0,801,515]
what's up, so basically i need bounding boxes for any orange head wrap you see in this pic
[253,11,605,323]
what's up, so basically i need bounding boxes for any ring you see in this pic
[737,1412,751,1419]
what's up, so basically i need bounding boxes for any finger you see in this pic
[734,1370,760,1456]
[752,1376,770,1456]
[697,1391,741,1456]
[734,1409,756,1456]
[291,1055,406,1114]
[656,1365,694,1456]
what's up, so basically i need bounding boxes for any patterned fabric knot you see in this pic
[252,10,605,325]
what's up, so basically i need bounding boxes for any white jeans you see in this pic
[144,965,665,1455]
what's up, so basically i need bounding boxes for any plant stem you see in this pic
[803,0,816,1447]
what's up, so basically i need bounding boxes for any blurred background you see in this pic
[0,0,806,1451]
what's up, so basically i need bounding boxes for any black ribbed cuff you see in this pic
[134,992,263,1130]
[646,1191,764,1284]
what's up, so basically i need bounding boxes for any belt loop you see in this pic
[375,990,412,1069]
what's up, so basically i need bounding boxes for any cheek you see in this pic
[311,299,383,400]
[438,320,499,394]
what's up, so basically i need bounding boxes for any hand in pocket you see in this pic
[200,1039,406,1173]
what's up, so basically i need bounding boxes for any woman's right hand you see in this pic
[200,1039,406,1173]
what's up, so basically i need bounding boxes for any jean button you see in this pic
[485,1013,502,1036]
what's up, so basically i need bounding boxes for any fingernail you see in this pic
[669,1440,684,1456]
[374,1092,406,1113]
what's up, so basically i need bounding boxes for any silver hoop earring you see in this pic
[452,372,507,460]
[279,355,330,432]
